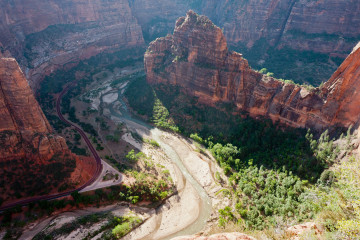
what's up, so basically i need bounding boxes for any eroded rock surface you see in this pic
[145,11,360,131]
[0,0,144,89]
[0,57,92,203]
[0,58,67,161]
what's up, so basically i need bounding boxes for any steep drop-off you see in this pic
[145,11,360,131]
[0,0,359,87]
[0,58,67,160]
[0,57,93,202]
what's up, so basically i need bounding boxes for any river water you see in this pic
[107,85,212,239]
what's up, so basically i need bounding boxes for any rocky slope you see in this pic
[145,11,360,131]
[0,57,91,202]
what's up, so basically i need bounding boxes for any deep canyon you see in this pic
[1,0,360,88]
[1,1,360,239]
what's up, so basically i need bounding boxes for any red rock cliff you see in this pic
[0,57,96,203]
[0,0,359,89]
[199,0,360,56]
[0,0,144,89]
[0,57,68,161]
[145,11,360,131]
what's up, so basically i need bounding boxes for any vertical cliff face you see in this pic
[145,11,360,131]
[198,0,360,56]
[321,43,360,127]
[0,0,144,89]
[0,57,67,161]
[0,57,96,202]
[0,0,358,88]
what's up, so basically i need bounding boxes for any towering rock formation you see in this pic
[0,57,93,203]
[0,58,67,161]
[0,0,359,87]
[145,11,360,131]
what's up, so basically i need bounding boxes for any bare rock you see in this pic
[145,11,360,131]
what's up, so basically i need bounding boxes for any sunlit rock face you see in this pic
[145,11,360,131]
[0,57,68,162]
[0,0,359,89]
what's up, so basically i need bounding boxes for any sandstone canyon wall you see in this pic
[0,0,359,88]
[0,57,93,203]
[198,0,360,56]
[0,0,144,89]
[0,57,68,161]
[145,11,360,131]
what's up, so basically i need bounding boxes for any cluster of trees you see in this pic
[125,77,179,132]
[111,215,142,239]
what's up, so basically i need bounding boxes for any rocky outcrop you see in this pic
[171,232,256,240]
[145,11,360,131]
[0,0,144,89]
[0,57,94,202]
[0,57,68,161]
[286,222,322,240]
[0,0,359,88]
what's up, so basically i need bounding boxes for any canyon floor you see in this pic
[17,65,230,240]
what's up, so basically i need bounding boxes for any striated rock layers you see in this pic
[0,0,144,89]
[145,11,360,131]
[0,57,68,161]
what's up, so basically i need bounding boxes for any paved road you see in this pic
[0,84,102,211]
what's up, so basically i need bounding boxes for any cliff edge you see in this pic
[145,11,360,131]
[0,57,93,203]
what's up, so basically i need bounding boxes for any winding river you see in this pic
[106,83,213,239]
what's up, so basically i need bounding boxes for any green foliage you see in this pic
[125,150,145,163]
[145,139,160,148]
[311,155,360,238]
[227,165,314,230]
[112,215,142,239]
[152,97,180,132]
[125,77,179,132]
[190,133,204,144]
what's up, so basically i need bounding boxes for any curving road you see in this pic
[0,84,102,211]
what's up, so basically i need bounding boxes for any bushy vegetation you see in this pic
[207,129,339,230]
[112,215,142,239]
[311,154,360,239]
[33,211,142,240]
[125,78,355,234]
[125,76,179,132]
